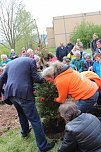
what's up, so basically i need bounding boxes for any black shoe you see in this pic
[38,141,55,152]
[21,127,32,137]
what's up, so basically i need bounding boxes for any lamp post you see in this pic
[34,19,42,51]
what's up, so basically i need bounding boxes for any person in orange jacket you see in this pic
[81,71,101,91]
[81,71,101,105]
[42,61,99,113]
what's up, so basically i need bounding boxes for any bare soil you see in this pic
[0,102,64,139]
[0,103,19,136]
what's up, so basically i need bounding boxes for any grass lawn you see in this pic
[0,129,60,152]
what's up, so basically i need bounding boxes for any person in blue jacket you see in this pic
[93,52,101,78]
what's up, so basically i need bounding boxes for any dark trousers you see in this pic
[97,91,101,105]
[10,97,47,151]
[76,90,99,113]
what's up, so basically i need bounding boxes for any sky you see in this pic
[24,0,101,34]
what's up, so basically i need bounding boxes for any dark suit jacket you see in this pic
[56,46,67,62]
[0,57,43,101]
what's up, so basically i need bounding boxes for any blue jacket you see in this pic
[58,113,101,152]
[0,57,43,101]
[1,58,11,66]
[93,61,101,78]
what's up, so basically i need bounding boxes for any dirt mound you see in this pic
[0,103,19,136]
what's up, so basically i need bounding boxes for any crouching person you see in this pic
[58,102,101,152]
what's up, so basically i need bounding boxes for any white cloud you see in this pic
[24,0,101,33]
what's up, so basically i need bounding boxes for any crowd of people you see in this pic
[0,32,101,152]
[56,35,101,78]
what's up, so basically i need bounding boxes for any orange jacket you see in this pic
[81,71,101,91]
[54,68,98,103]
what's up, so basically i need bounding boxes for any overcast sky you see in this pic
[24,0,101,34]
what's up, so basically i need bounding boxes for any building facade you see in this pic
[46,11,101,48]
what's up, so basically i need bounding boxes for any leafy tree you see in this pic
[70,21,101,48]
[0,0,37,51]
[15,9,37,52]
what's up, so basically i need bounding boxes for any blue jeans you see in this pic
[76,90,99,113]
[10,97,47,151]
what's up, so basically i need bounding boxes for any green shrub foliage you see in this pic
[70,21,101,48]
[36,81,60,121]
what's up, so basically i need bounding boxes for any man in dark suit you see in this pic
[56,42,67,62]
[0,57,55,152]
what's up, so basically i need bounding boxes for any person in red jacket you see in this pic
[42,61,99,113]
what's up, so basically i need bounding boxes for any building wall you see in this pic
[47,11,101,48]
[46,27,55,48]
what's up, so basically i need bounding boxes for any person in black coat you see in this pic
[56,42,67,62]
[58,102,101,152]
[66,41,74,55]
[90,33,99,55]
[82,54,93,71]
[0,57,55,152]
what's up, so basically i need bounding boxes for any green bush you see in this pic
[70,21,101,48]
[36,81,59,121]
[0,45,10,62]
